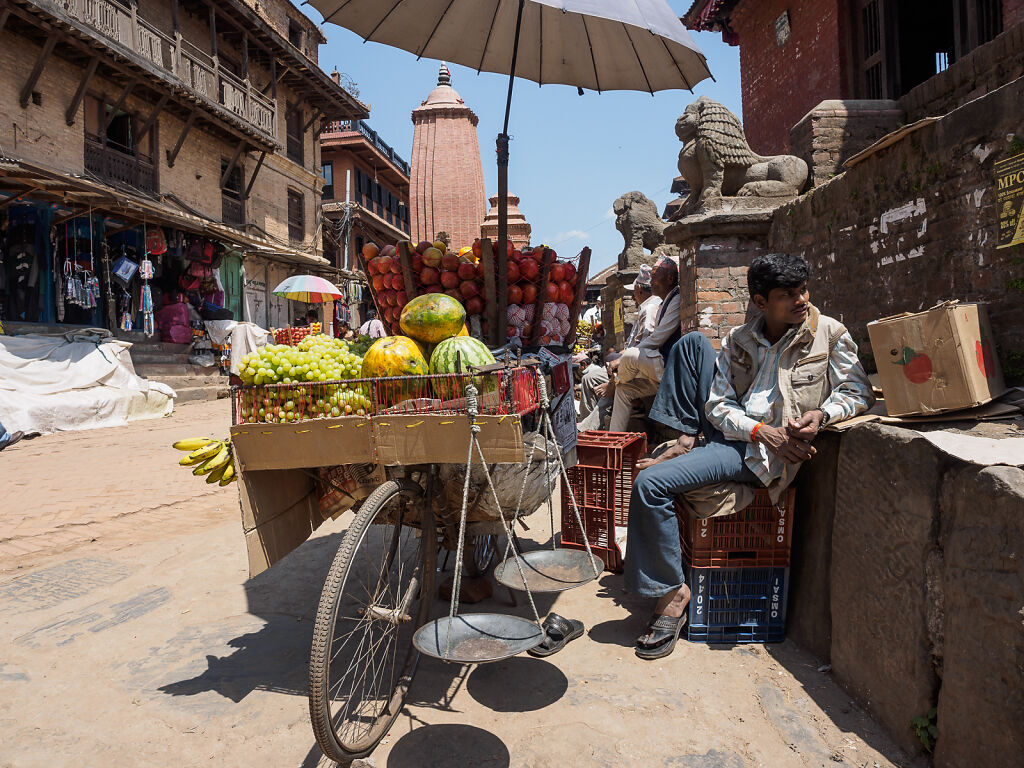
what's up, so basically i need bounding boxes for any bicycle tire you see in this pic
[308,478,436,761]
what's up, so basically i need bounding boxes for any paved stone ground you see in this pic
[0,402,923,768]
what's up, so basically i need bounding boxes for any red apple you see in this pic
[411,252,424,272]
[420,267,440,285]
[465,296,484,315]
[440,270,460,289]
[362,242,379,260]
[550,263,566,282]
[445,288,462,300]
[472,238,483,259]
[457,262,476,280]
[422,247,443,268]
[416,240,433,254]
[507,261,520,284]
[545,282,559,301]
[521,284,538,304]
[520,259,540,281]
[441,253,460,271]
[563,263,577,283]
[558,281,574,304]
[508,285,523,304]
[530,248,545,263]
[460,280,480,298]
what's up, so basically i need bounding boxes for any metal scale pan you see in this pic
[413,614,544,664]
[493,549,603,593]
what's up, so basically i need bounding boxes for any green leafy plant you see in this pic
[912,707,938,752]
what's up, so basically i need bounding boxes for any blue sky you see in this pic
[310,2,742,274]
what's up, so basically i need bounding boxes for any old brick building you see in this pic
[685,0,1024,155]
[0,0,366,333]
[480,192,531,248]
[409,64,487,251]
[320,115,410,271]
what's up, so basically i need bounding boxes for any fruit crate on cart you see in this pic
[559,430,646,573]
[676,488,796,569]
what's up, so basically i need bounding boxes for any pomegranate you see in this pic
[457,262,476,280]
[460,280,480,298]
[362,242,379,260]
[420,267,441,285]
[440,270,460,289]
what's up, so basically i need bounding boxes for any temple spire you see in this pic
[438,62,451,86]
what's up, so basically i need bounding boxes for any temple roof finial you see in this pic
[438,62,451,86]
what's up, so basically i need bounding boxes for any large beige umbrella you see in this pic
[308,0,712,333]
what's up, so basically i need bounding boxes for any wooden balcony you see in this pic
[29,0,277,145]
[84,139,157,193]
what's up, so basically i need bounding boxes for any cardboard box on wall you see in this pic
[867,302,1006,417]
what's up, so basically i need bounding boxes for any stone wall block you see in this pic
[934,464,1024,768]
[830,424,948,756]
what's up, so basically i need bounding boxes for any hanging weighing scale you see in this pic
[412,371,603,665]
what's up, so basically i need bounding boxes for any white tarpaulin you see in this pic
[0,329,175,435]
[203,320,273,375]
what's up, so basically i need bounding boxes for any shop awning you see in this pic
[0,156,326,268]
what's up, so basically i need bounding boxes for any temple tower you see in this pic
[481,192,531,248]
[409,64,487,249]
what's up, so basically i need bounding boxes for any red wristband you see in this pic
[751,422,764,442]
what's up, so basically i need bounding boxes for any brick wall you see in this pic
[1005,0,1024,27]
[730,0,849,155]
[770,75,1024,384]
[900,21,1024,123]
[676,236,760,349]
[789,100,905,187]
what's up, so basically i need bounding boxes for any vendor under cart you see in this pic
[623,253,874,659]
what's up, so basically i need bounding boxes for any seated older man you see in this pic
[605,257,681,433]
[624,253,874,659]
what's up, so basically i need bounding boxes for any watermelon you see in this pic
[429,336,497,403]
[399,293,466,343]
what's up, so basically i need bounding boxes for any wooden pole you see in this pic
[479,238,498,346]
[396,240,416,300]
[528,247,554,346]
[564,247,591,349]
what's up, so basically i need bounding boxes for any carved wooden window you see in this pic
[286,102,304,166]
[288,188,305,242]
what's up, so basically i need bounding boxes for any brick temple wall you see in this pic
[770,75,1024,383]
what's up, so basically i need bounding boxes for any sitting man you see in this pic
[625,252,873,659]
[579,265,661,430]
[606,257,681,432]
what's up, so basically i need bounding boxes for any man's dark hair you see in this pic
[747,253,810,300]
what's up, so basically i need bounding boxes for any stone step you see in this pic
[173,385,231,404]
[131,351,192,365]
[135,363,218,377]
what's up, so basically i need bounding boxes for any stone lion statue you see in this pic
[674,96,808,216]
[614,191,666,269]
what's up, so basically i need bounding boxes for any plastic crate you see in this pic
[676,488,795,569]
[559,431,646,572]
[687,565,788,644]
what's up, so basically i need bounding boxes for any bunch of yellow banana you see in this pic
[172,437,237,486]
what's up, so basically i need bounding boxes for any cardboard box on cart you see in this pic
[230,413,527,577]
[867,301,1006,417]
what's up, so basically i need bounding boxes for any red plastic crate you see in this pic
[676,487,796,568]
[560,431,646,572]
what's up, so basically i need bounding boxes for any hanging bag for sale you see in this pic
[145,226,167,256]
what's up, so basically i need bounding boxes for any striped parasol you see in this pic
[271,275,344,303]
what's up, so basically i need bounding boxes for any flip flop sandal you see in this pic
[527,613,585,658]
[635,612,687,660]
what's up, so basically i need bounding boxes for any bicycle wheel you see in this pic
[463,533,498,577]
[309,478,436,761]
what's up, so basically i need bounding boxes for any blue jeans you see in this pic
[0,421,10,449]
[623,332,759,597]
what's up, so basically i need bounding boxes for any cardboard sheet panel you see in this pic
[237,467,321,577]
[231,417,374,471]
[371,414,525,465]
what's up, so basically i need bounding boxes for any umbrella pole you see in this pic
[496,0,525,344]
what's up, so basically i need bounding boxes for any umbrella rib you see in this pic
[623,23,653,95]
[477,0,503,74]
[659,35,692,92]
[580,14,601,93]
[417,0,458,60]
[321,0,356,26]
[365,0,407,44]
